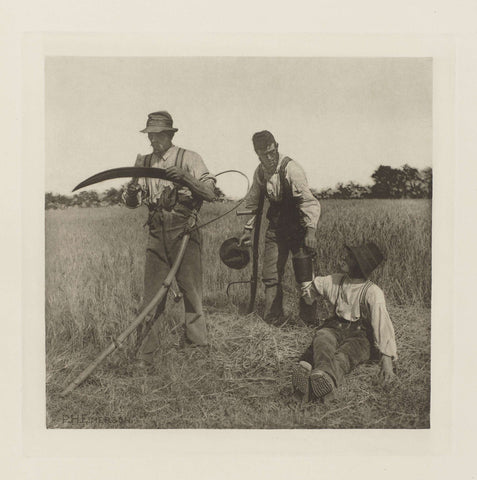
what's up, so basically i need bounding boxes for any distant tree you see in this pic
[312,182,370,200]
[45,192,55,205]
[371,165,404,198]
[419,167,433,199]
[69,193,80,207]
[102,187,123,205]
[56,194,72,207]
[46,189,114,209]
[78,191,90,207]
[334,182,351,199]
[370,164,432,199]
[348,182,371,199]
[45,193,54,209]
[71,190,99,207]
[401,164,423,198]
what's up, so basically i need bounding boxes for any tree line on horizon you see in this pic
[45,164,432,209]
[312,164,432,200]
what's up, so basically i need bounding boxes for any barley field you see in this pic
[46,199,431,428]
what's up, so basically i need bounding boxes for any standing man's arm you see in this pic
[239,167,263,245]
[122,154,147,208]
[286,161,321,250]
[165,151,216,202]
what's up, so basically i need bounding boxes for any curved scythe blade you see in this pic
[72,167,189,192]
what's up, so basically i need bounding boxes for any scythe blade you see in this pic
[72,166,189,192]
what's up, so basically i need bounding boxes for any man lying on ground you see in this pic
[292,242,397,403]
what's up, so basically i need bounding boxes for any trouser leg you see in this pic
[310,327,341,384]
[299,342,314,365]
[136,231,169,362]
[262,228,289,323]
[136,209,208,358]
[165,212,207,346]
[173,231,207,345]
[332,329,371,386]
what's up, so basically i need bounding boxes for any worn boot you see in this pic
[309,369,335,400]
[291,361,312,402]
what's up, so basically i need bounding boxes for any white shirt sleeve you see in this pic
[183,150,216,185]
[366,286,398,359]
[312,274,344,304]
[286,160,321,229]
[244,167,264,231]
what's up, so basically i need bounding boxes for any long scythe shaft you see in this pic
[61,233,190,396]
[247,190,265,314]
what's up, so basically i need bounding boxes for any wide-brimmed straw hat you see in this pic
[346,242,384,278]
[219,237,250,270]
[140,111,178,134]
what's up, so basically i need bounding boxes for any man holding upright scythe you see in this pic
[239,131,321,325]
[124,111,216,367]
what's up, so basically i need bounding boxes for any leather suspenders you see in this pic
[144,148,185,204]
[257,156,292,201]
[334,275,373,321]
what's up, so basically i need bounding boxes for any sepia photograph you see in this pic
[44,55,433,429]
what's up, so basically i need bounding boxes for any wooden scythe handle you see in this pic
[60,233,190,396]
[247,191,265,314]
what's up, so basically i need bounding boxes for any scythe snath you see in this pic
[61,232,190,396]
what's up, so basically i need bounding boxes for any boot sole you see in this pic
[310,371,334,399]
[291,364,311,402]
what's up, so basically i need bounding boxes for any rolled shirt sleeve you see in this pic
[183,150,216,186]
[244,167,264,231]
[312,274,343,304]
[366,286,398,359]
[286,161,321,229]
[179,150,216,203]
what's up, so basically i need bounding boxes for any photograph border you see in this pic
[23,32,454,458]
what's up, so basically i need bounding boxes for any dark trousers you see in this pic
[136,209,207,362]
[262,227,316,323]
[300,317,371,386]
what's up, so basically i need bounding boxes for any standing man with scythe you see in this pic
[123,111,216,368]
[240,131,321,325]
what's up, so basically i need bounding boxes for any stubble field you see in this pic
[45,199,431,428]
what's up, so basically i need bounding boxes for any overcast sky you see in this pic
[45,56,432,197]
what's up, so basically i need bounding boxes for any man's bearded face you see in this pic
[148,132,173,154]
[255,142,279,172]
